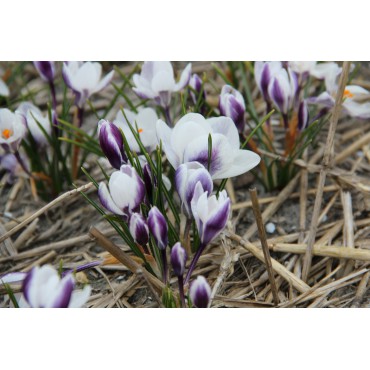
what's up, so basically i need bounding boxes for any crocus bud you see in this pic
[189,73,206,105]
[175,161,213,218]
[191,182,231,247]
[0,108,26,152]
[63,61,114,108]
[98,165,145,220]
[170,242,187,277]
[254,61,283,102]
[298,100,309,131]
[219,85,246,132]
[22,265,91,308]
[129,212,149,246]
[34,61,56,83]
[148,206,168,250]
[189,276,211,308]
[268,68,298,115]
[98,119,127,169]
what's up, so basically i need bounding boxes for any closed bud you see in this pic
[254,61,283,102]
[170,242,187,277]
[34,61,56,83]
[189,73,206,105]
[219,85,246,132]
[298,100,309,131]
[129,213,149,246]
[98,119,127,169]
[148,206,168,250]
[189,276,211,308]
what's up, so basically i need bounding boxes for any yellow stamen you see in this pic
[2,129,13,139]
[343,89,354,99]
[138,128,143,133]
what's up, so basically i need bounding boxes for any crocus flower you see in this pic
[0,271,27,285]
[298,100,309,131]
[189,276,211,308]
[132,61,192,108]
[98,119,127,169]
[170,242,187,277]
[0,152,28,183]
[129,212,149,246]
[156,113,260,180]
[191,182,231,247]
[268,68,299,116]
[148,206,168,250]
[62,61,114,108]
[254,61,283,102]
[0,108,26,152]
[288,61,317,76]
[21,265,91,308]
[189,73,206,105]
[308,64,370,119]
[0,73,9,97]
[98,165,145,220]
[175,161,213,218]
[219,85,246,132]
[34,61,56,83]
[114,107,159,153]
[16,102,52,147]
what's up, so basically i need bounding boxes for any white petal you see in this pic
[151,70,176,93]
[98,182,125,215]
[156,119,179,168]
[69,285,91,308]
[93,70,114,93]
[0,79,9,97]
[207,116,240,149]
[174,63,192,91]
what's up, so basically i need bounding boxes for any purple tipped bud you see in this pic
[219,85,246,132]
[129,212,149,246]
[175,161,213,218]
[189,73,206,105]
[189,276,211,308]
[170,242,187,277]
[34,61,56,83]
[298,100,309,131]
[98,119,127,169]
[268,68,298,115]
[148,206,168,250]
[254,61,283,102]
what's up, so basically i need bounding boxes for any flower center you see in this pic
[138,128,143,133]
[1,129,13,139]
[343,89,354,99]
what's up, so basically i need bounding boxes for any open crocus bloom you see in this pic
[132,61,191,108]
[63,61,114,108]
[191,182,230,247]
[21,265,91,308]
[156,113,260,180]
[114,107,159,152]
[308,64,370,119]
[98,165,145,220]
[0,108,26,152]
[16,102,52,147]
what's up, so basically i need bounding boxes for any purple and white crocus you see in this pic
[0,108,26,152]
[189,275,211,308]
[175,161,213,218]
[156,113,260,180]
[184,183,231,284]
[98,165,145,221]
[132,61,191,109]
[20,265,91,308]
[219,85,246,133]
[34,61,56,83]
[62,61,114,108]
[129,212,149,246]
[98,119,127,169]
[254,61,283,103]
[170,242,187,307]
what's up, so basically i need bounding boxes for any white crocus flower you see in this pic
[0,108,26,152]
[308,63,370,118]
[16,102,52,147]
[114,107,159,153]
[62,61,114,108]
[132,61,192,108]
[0,79,9,97]
[156,113,260,180]
[20,265,91,308]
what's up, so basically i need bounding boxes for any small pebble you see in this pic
[265,222,276,234]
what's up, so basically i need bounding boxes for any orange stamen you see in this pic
[2,129,13,139]
[343,89,354,99]
[138,128,143,133]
